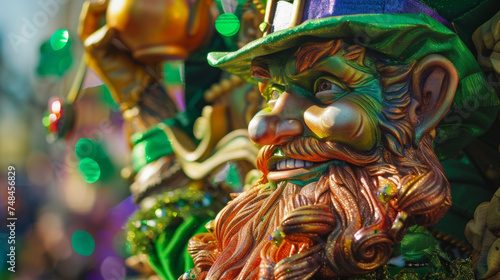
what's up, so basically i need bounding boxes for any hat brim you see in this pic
[209,14,460,80]
[208,13,499,160]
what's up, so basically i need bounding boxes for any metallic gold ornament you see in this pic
[106,0,216,62]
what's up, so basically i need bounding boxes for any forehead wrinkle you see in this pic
[312,57,377,88]
[284,56,297,83]
[266,54,289,85]
[345,60,377,77]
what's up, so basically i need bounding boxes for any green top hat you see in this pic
[207,0,500,160]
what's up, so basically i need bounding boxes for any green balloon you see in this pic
[215,13,240,37]
[71,230,95,256]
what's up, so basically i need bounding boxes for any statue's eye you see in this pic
[271,90,280,100]
[268,89,280,109]
[314,77,346,104]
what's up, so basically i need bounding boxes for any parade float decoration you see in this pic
[45,0,266,278]
[182,0,500,279]
[42,0,500,279]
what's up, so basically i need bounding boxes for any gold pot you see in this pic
[106,0,215,62]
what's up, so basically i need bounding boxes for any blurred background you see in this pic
[0,1,138,279]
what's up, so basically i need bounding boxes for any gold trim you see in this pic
[262,0,277,36]
[291,0,304,28]
[67,56,88,104]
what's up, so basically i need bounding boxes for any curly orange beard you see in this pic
[187,135,451,280]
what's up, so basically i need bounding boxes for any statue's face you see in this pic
[249,45,383,183]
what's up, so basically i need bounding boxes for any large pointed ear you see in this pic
[408,54,458,144]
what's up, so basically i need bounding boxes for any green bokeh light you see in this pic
[78,158,101,183]
[75,138,97,159]
[42,114,50,127]
[215,13,240,37]
[71,230,95,256]
[50,29,69,51]
[37,37,73,77]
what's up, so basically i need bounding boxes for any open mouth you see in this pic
[274,159,314,170]
[266,149,330,183]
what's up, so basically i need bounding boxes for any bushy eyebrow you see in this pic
[250,40,370,83]
[294,40,367,73]
[294,40,343,73]
[251,57,272,79]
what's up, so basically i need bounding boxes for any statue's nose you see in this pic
[248,91,304,146]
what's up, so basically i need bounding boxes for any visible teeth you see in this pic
[275,159,313,170]
[277,161,285,170]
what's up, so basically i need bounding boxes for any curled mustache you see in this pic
[257,137,383,179]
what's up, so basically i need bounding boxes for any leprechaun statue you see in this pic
[184,0,500,279]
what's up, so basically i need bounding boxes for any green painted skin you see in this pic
[261,49,382,150]
[258,48,384,187]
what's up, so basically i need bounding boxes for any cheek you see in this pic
[304,100,378,151]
